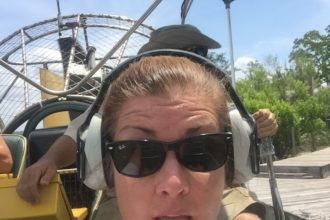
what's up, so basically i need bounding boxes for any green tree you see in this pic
[271,101,300,157]
[296,97,325,151]
[237,61,279,103]
[236,61,299,158]
[315,87,330,118]
[271,67,310,103]
[292,56,319,95]
[290,25,330,85]
[315,87,330,146]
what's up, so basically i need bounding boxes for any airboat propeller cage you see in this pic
[58,37,86,75]
[77,49,260,190]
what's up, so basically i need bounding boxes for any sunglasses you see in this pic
[104,133,232,178]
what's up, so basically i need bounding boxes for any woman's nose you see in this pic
[155,152,190,198]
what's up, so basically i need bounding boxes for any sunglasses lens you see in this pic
[111,141,164,177]
[108,133,231,178]
[178,134,229,172]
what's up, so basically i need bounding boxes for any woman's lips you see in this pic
[155,216,192,220]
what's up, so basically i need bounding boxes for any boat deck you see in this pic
[248,146,330,219]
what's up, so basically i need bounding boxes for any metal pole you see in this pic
[63,0,163,92]
[261,137,286,220]
[0,75,19,105]
[56,0,63,36]
[116,40,129,66]
[181,0,193,24]
[20,29,29,108]
[223,0,236,89]
[64,14,81,90]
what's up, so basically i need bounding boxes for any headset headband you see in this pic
[81,49,227,127]
[77,49,260,186]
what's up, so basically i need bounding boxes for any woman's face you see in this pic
[113,88,226,220]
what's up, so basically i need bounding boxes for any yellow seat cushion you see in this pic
[0,175,77,220]
[72,208,88,220]
[0,173,13,179]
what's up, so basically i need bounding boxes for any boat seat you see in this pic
[28,126,69,166]
[1,134,27,178]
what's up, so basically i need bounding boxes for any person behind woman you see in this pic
[0,135,13,173]
[99,53,233,219]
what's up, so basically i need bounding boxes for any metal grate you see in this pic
[59,169,95,209]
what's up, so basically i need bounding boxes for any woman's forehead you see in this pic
[113,93,221,140]
[111,84,226,125]
[117,89,219,114]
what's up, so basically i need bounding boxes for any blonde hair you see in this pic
[102,55,230,136]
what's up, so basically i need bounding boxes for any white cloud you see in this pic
[235,56,256,70]
[234,56,256,80]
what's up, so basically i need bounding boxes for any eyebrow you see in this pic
[120,124,216,140]
[121,126,202,140]
[128,126,156,137]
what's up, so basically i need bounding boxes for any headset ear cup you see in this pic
[83,113,107,190]
[229,109,254,184]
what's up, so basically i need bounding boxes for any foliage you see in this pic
[212,25,330,159]
[236,62,301,158]
[235,47,329,158]
[315,87,330,118]
[271,101,300,157]
[272,73,310,103]
[290,25,330,85]
[236,62,279,103]
[295,97,327,151]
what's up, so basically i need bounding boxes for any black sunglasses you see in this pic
[104,133,232,178]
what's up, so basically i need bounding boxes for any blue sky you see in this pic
[0,0,329,77]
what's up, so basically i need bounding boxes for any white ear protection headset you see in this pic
[76,49,260,190]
